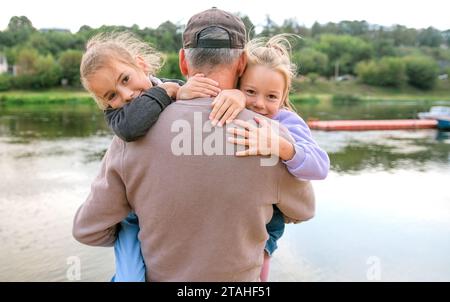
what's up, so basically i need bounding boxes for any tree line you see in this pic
[1,15,449,91]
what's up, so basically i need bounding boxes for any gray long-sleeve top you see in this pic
[104,78,184,142]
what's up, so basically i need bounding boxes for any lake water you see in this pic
[0,100,449,281]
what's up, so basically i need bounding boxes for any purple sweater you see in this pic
[273,109,329,180]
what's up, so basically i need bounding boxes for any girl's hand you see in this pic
[209,89,246,127]
[159,82,180,100]
[177,74,221,100]
[227,117,295,160]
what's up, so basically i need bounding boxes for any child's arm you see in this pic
[106,75,220,142]
[177,73,221,100]
[227,111,329,180]
[274,110,330,180]
[105,84,178,142]
[209,89,246,127]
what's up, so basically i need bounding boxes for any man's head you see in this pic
[179,7,247,89]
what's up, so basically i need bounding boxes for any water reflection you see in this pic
[323,130,450,173]
[2,100,449,172]
[436,130,450,141]
[0,103,109,139]
[297,98,450,121]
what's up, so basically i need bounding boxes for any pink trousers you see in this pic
[260,252,271,282]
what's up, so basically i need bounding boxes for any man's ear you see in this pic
[179,49,189,76]
[135,55,150,73]
[237,52,247,77]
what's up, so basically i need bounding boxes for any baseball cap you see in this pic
[183,7,246,49]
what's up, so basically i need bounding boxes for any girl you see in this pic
[80,32,222,142]
[213,34,330,281]
[79,32,221,281]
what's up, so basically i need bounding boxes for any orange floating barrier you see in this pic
[307,119,438,131]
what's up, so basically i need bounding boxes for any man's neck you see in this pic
[189,69,238,90]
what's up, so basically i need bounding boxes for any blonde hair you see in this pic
[245,34,299,111]
[80,32,163,109]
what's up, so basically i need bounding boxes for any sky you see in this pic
[1,0,450,33]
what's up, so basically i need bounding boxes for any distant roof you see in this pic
[39,28,71,33]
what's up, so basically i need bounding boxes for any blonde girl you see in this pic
[211,34,330,281]
[79,32,221,281]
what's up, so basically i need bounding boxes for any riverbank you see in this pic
[1,79,450,105]
[291,79,450,103]
[0,88,92,105]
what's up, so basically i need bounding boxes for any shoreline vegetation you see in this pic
[1,79,449,107]
[0,88,93,105]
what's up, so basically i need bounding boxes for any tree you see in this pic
[443,30,450,47]
[260,15,279,36]
[356,57,406,87]
[7,16,34,32]
[237,14,256,40]
[155,21,182,52]
[15,48,39,75]
[403,56,439,90]
[0,14,448,91]
[34,54,62,88]
[14,49,61,88]
[6,16,36,45]
[372,38,396,58]
[4,46,22,66]
[43,30,85,55]
[27,32,53,55]
[391,25,417,46]
[293,48,329,76]
[270,18,310,38]
[417,27,443,47]
[311,22,322,37]
[315,34,373,75]
[337,20,369,36]
[59,50,83,86]
[0,31,14,48]
[321,22,339,35]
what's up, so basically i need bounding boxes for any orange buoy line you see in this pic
[307,119,438,131]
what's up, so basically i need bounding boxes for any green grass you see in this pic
[2,80,450,106]
[0,88,93,105]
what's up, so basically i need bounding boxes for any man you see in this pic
[73,7,315,281]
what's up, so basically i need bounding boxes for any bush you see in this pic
[293,49,329,76]
[0,74,12,91]
[15,48,39,75]
[59,50,83,86]
[307,72,319,84]
[34,55,62,88]
[315,34,373,75]
[12,54,61,89]
[446,67,450,77]
[12,74,35,89]
[403,56,439,90]
[356,57,406,87]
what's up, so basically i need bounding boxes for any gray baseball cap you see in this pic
[183,7,246,49]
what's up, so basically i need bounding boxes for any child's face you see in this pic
[239,64,285,119]
[88,61,152,109]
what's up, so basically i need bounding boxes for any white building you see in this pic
[0,55,8,74]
